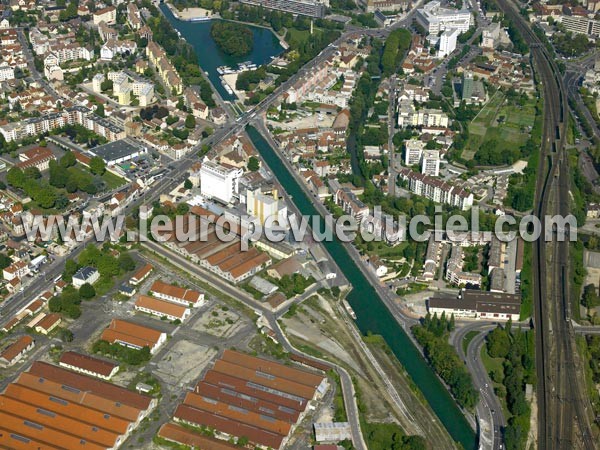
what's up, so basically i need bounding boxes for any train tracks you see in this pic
[495,1,596,448]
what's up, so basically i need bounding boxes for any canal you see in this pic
[246,126,476,449]
[160,3,284,101]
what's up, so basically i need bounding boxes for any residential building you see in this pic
[101,319,167,354]
[562,14,600,37]
[200,160,243,204]
[34,313,61,334]
[93,7,117,25]
[397,167,474,210]
[0,335,34,366]
[131,263,153,285]
[149,280,205,307]
[421,149,440,176]
[239,0,326,18]
[72,266,100,288]
[438,28,460,57]
[0,64,14,81]
[135,295,191,322]
[404,139,426,166]
[59,351,119,380]
[3,260,29,281]
[481,22,501,49]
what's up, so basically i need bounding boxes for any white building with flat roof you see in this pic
[416,0,472,35]
[421,149,440,176]
[200,161,243,205]
[404,139,425,166]
[438,28,460,57]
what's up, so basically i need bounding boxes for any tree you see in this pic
[24,167,42,180]
[100,79,113,92]
[185,114,196,129]
[184,178,193,190]
[63,259,80,281]
[79,283,96,299]
[60,151,76,168]
[89,156,106,175]
[6,167,25,188]
[0,252,12,270]
[95,103,105,117]
[486,325,511,358]
[118,253,136,272]
[59,328,74,342]
[582,284,600,309]
[247,156,260,171]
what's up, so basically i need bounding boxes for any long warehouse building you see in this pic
[0,361,156,449]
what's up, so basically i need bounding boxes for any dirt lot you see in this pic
[154,340,217,387]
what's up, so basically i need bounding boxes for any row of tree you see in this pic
[485,322,535,450]
[412,313,479,410]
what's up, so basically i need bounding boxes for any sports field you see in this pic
[462,91,536,162]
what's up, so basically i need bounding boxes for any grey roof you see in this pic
[90,139,144,162]
[73,266,98,281]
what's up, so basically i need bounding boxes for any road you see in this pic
[495,0,597,448]
[451,322,506,450]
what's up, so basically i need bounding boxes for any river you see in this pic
[160,3,284,101]
[246,126,476,449]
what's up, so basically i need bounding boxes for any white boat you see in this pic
[189,16,211,22]
[342,299,357,320]
[221,79,233,95]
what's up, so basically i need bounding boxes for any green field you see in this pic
[101,170,127,189]
[463,91,536,162]
[286,27,324,45]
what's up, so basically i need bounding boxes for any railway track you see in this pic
[495,1,596,448]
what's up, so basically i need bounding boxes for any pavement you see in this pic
[450,321,507,450]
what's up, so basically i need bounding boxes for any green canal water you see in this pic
[160,3,284,101]
[246,126,476,449]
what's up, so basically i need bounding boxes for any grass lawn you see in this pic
[463,91,536,161]
[286,27,323,44]
[101,170,127,190]
[462,330,480,354]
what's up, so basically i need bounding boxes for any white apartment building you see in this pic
[398,101,449,128]
[93,6,117,25]
[397,167,474,210]
[404,139,425,166]
[200,160,244,204]
[0,65,15,82]
[481,22,501,49]
[421,149,440,176]
[561,14,600,37]
[438,28,460,57]
[416,0,472,34]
